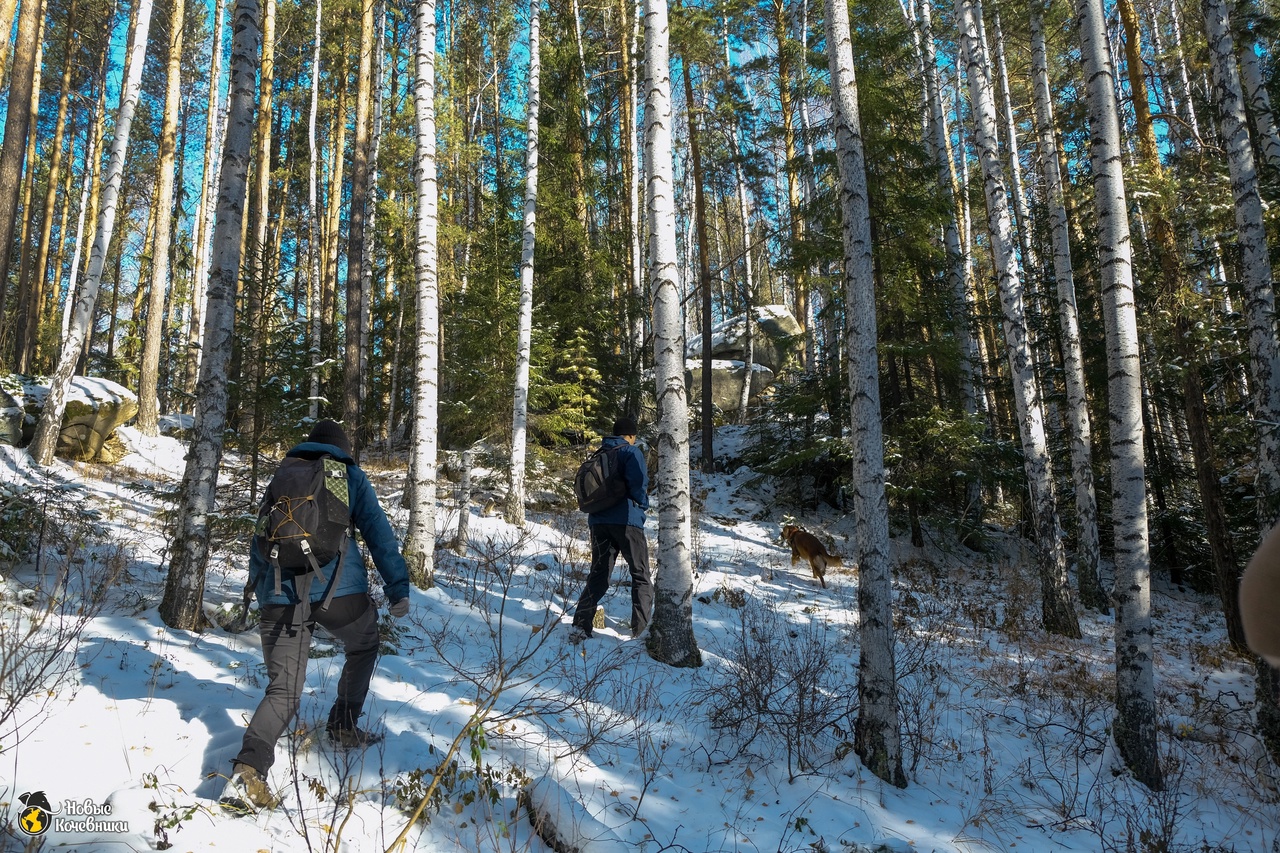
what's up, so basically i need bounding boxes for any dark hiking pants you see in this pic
[235,593,379,775]
[572,523,653,636]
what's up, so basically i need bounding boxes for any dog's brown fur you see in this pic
[781,524,842,588]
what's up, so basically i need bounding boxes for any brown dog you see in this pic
[781,524,842,588]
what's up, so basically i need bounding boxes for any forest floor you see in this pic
[0,423,1275,852]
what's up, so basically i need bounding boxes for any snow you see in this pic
[0,426,1277,852]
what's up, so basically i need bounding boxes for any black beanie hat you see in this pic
[612,415,639,437]
[307,419,353,456]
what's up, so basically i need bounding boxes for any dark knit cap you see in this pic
[612,415,639,437]
[307,419,353,456]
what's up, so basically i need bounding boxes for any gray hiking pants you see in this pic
[573,523,653,636]
[235,593,379,775]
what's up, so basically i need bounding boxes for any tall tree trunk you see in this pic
[1031,0,1106,612]
[682,62,714,473]
[307,0,322,419]
[29,0,153,466]
[360,0,386,419]
[239,0,275,443]
[160,0,260,630]
[825,0,905,788]
[0,0,44,331]
[1078,0,1163,791]
[959,0,1080,638]
[23,8,76,373]
[0,0,18,77]
[917,0,984,544]
[773,0,806,369]
[624,0,644,358]
[644,0,700,669]
[62,77,106,347]
[506,0,541,529]
[1236,5,1280,172]
[1204,0,1280,528]
[138,0,186,436]
[989,8,1039,282]
[187,0,227,405]
[406,0,440,590]
[344,0,376,445]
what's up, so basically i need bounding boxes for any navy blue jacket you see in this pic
[249,441,411,606]
[587,436,649,528]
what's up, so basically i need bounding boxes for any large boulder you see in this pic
[685,358,774,413]
[15,375,140,461]
[686,304,804,374]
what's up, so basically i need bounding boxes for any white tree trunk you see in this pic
[406,0,441,589]
[824,0,905,788]
[29,0,155,465]
[160,0,260,629]
[1203,0,1280,528]
[643,0,700,669]
[506,0,541,529]
[1031,0,1106,612]
[187,0,227,405]
[1077,0,1162,790]
[61,87,101,343]
[137,0,185,435]
[958,0,1080,637]
[1237,13,1280,172]
[307,0,323,420]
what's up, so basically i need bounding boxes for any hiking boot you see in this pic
[326,726,384,749]
[566,625,591,645]
[219,763,279,813]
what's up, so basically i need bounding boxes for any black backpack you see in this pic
[253,455,353,609]
[574,445,628,513]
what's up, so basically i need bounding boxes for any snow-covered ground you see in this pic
[0,424,1275,852]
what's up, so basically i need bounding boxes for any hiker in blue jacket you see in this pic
[568,415,652,642]
[221,419,411,813]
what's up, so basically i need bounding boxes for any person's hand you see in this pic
[389,597,410,619]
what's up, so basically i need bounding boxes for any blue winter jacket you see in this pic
[249,441,411,607]
[587,436,649,528]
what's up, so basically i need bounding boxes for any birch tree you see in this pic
[1030,0,1105,612]
[506,0,542,528]
[644,0,701,668]
[137,0,186,435]
[158,0,260,629]
[29,0,153,465]
[824,0,905,787]
[1078,0,1161,790]
[186,0,227,402]
[306,0,322,419]
[1202,0,1280,766]
[957,0,1080,638]
[405,0,440,590]
[1202,0,1280,528]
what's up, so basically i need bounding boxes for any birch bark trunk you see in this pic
[644,0,700,668]
[1031,0,1106,612]
[307,0,323,419]
[406,0,441,590]
[825,0,905,788]
[958,0,1080,638]
[159,0,260,630]
[1078,0,1162,790]
[29,0,153,466]
[1203,0,1280,527]
[506,0,541,529]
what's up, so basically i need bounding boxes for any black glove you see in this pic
[389,597,410,619]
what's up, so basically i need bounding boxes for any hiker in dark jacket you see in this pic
[221,420,411,813]
[568,415,652,642]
